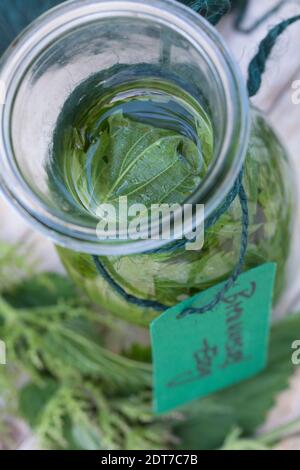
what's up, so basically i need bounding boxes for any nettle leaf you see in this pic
[3,273,77,308]
[174,314,300,450]
[19,380,59,428]
[93,112,202,207]
[66,421,102,451]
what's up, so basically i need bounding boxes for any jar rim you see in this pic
[0,0,250,255]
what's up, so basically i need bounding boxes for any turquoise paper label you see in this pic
[151,263,276,414]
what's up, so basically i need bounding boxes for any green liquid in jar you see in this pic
[49,72,293,327]
[49,78,213,216]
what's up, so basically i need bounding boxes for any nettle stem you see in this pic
[257,418,300,446]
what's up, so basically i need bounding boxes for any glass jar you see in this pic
[0,0,295,327]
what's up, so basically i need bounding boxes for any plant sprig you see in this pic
[0,242,300,450]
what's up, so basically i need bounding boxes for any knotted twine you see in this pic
[91,1,300,316]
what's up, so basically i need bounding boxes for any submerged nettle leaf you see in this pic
[91,112,204,208]
[50,78,215,218]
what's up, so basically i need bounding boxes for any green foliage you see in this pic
[0,242,299,450]
[0,248,170,450]
[173,314,300,450]
[19,380,59,428]
[3,272,77,308]
[0,242,32,293]
[220,429,270,451]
